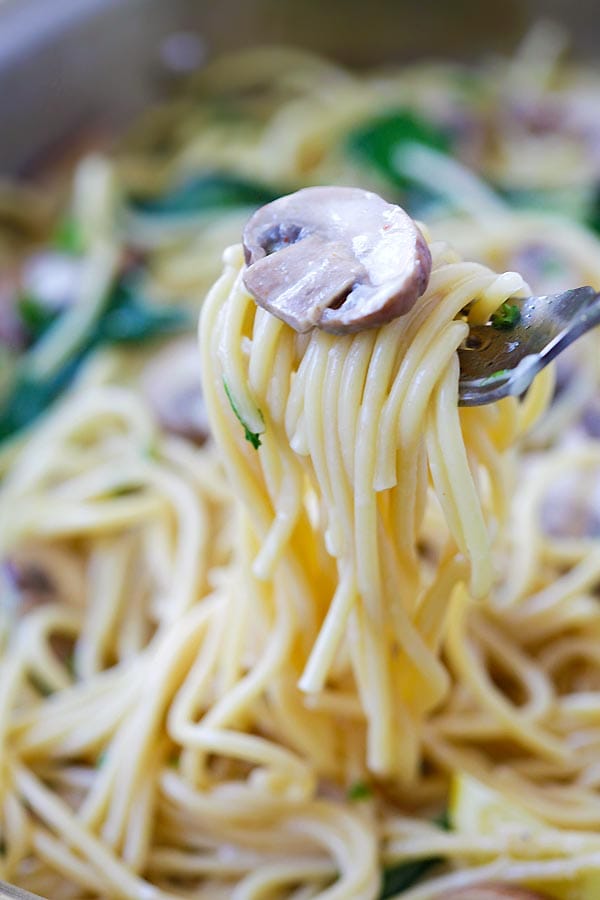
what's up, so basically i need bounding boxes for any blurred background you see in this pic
[1,0,598,175]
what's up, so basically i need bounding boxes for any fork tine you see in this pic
[458,287,600,406]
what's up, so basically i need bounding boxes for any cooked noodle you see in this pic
[3,30,600,900]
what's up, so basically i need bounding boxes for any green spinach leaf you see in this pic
[18,293,59,341]
[1,279,190,444]
[94,281,190,343]
[379,857,441,898]
[501,185,593,224]
[347,110,451,191]
[129,173,280,217]
[379,810,448,897]
[0,356,82,442]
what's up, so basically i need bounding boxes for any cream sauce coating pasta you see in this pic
[4,33,600,900]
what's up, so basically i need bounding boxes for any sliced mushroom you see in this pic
[439,884,549,899]
[242,186,431,334]
[141,337,210,443]
[540,469,600,540]
[2,557,56,618]
[1,545,84,620]
[22,250,84,314]
[1,545,84,666]
[581,395,600,438]
[0,269,25,348]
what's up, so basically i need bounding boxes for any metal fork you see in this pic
[0,883,45,900]
[458,287,600,406]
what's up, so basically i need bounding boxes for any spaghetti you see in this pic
[3,29,600,900]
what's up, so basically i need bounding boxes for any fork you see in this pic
[458,286,600,406]
[0,882,44,900]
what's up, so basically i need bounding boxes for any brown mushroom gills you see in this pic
[242,186,432,335]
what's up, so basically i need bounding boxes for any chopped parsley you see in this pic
[144,441,160,461]
[480,368,510,384]
[490,302,521,330]
[223,379,263,449]
[105,484,142,498]
[347,780,372,802]
[53,216,85,255]
[28,671,55,696]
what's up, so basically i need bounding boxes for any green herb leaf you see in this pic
[379,857,441,898]
[144,441,160,461]
[587,185,600,236]
[490,302,521,330]
[104,484,142,498]
[434,808,451,831]
[64,652,76,677]
[479,368,510,385]
[450,70,488,100]
[223,379,263,449]
[0,356,82,442]
[129,173,280,217]
[1,279,190,445]
[18,293,59,341]
[502,185,593,225]
[94,281,191,343]
[347,110,451,191]
[379,810,448,897]
[347,780,372,802]
[53,217,85,255]
[28,671,55,697]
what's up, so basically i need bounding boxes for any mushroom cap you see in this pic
[242,186,432,334]
[141,337,210,444]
